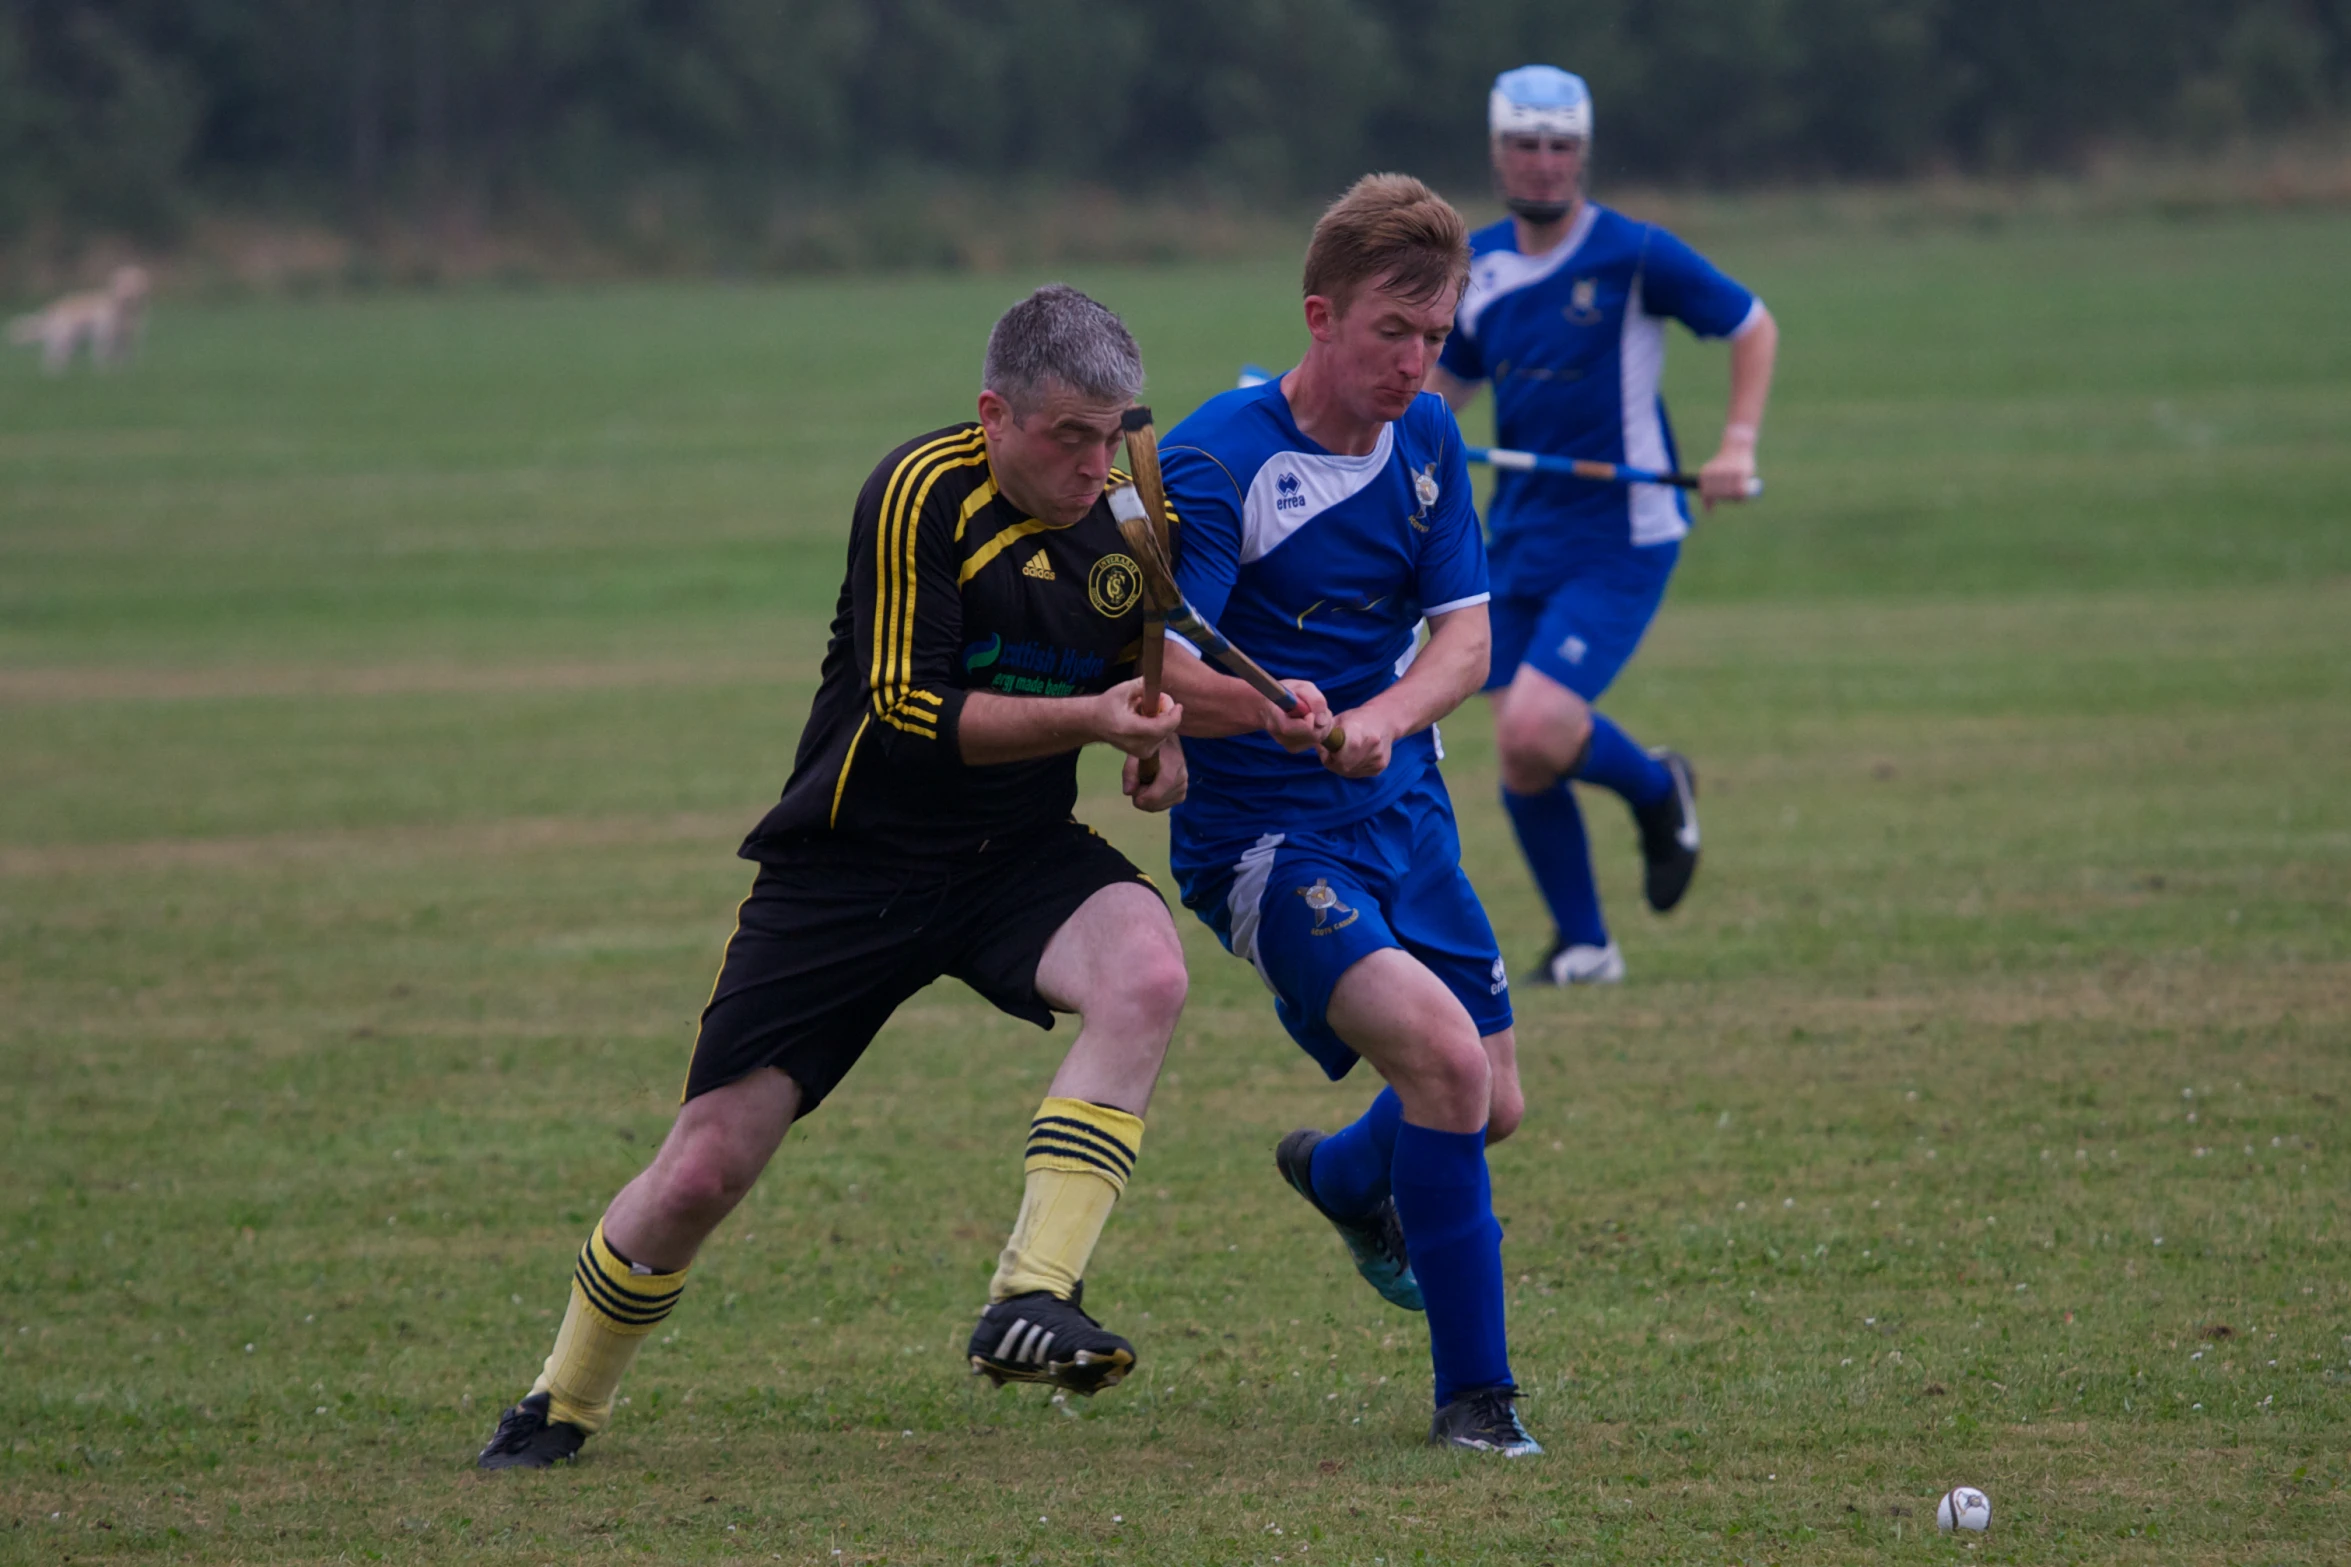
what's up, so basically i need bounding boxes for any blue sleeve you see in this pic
[1635,226,1757,340]
[1412,406,1489,614]
[1158,440,1247,627]
[1438,307,1485,383]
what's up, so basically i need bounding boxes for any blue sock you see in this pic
[1502,782,1609,948]
[1309,1087,1403,1219]
[1574,713,1671,808]
[1389,1121,1512,1407]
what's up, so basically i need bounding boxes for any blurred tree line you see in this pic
[3,0,2345,241]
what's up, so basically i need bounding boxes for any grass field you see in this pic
[4,206,2349,1565]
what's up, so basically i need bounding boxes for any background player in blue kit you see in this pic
[1429,65,1780,986]
[1157,175,1538,1456]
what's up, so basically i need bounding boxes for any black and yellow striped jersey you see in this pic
[745,422,1147,862]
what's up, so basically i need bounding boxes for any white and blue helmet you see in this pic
[1488,64,1592,141]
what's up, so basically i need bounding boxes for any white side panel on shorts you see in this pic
[1620,284,1688,547]
[1227,832,1287,992]
[1240,427,1394,565]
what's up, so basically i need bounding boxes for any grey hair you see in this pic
[982,284,1144,415]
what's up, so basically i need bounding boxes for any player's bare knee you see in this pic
[662,1160,752,1231]
[650,1158,728,1225]
[1485,1085,1525,1144]
[1496,705,1587,794]
[1530,703,1593,771]
[1560,702,1595,758]
[1076,956,1185,1048]
[1440,1037,1492,1098]
[1412,1030,1491,1121]
[1078,921,1186,1036]
[1498,749,1557,797]
[650,1132,762,1225]
[1493,707,1541,773]
[1127,945,1189,1034]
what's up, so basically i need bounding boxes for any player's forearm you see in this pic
[956,691,1106,765]
[1161,644,1279,738]
[1722,306,1778,448]
[1350,607,1490,739]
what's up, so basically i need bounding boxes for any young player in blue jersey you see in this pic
[1428,66,1779,986]
[1157,174,1538,1456]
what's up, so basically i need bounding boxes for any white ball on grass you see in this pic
[1936,1485,1991,1532]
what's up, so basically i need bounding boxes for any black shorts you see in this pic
[683,820,1156,1113]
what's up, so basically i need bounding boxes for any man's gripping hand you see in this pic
[1320,706,1396,779]
[1124,739,1186,812]
[1698,435,1759,508]
[1264,679,1334,753]
[1094,678,1185,758]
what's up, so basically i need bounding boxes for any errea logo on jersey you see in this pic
[1238,426,1394,565]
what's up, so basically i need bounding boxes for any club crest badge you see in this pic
[1409,463,1439,532]
[1087,553,1142,617]
[1296,878,1360,934]
[1566,276,1602,323]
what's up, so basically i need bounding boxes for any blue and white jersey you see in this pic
[1439,204,1760,595]
[1160,380,1489,846]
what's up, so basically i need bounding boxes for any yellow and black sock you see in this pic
[989,1096,1145,1302]
[528,1221,688,1434]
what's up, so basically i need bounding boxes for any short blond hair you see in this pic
[1301,173,1470,315]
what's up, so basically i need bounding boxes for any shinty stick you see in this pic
[1119,407,1170,787]
[1106,480,1345,755]
[1238,366,1761,496]
[1469,443,1765,497]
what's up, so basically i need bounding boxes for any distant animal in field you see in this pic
[8,266,151,373]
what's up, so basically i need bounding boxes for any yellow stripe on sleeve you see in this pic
[955,476,999,542]
[877,439,960,707]
[889,444,986,714]
[958,517,1058,585]
[869,430,985,706]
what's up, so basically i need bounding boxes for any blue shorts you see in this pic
[1485,540,1679,701]
[1171,770,1512,1081]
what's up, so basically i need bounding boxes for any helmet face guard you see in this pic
[1489,65,1592,141]
[1489,67,1592,223]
